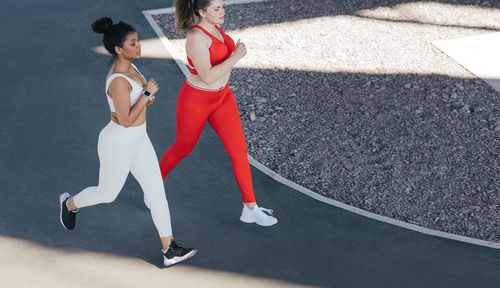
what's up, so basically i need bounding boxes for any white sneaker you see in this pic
[144,196,150,209]
[240,204,278,226]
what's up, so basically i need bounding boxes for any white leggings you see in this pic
[73,121,172,237]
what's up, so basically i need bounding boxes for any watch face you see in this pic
[144,91,151,96]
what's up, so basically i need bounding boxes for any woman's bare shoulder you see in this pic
[187,27,210,43]
[107,76,130,92]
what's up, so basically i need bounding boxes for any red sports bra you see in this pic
[187,25,235,75]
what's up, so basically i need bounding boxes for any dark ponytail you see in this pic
[174,0,212,33]
[92,17,135,59]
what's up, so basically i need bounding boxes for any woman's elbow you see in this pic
[116,117,132,128]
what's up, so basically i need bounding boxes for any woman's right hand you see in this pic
[145,78,159,95]
[233,39,247,61]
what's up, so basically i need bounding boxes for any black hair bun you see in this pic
[92,17,113,34]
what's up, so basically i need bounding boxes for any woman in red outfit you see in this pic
[158,0,277,226]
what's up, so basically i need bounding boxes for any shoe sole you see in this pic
[240,216,255,224]
[240,216,278,226]
[163,249,197,267]
[59,192,71,230]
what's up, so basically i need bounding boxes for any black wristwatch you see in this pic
[143,90,152,100]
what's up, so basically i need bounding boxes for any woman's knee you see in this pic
[171,141,196,159]
[148,197,170,212]
[228,148,249,164]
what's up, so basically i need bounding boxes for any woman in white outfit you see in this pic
[58,17,196,267]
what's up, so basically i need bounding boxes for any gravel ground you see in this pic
[153,0,500,243]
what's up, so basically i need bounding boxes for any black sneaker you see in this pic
[163,241,197,267]
[59,192,77,230]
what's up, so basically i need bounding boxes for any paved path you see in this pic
[0,1,498,287]
[434,32,500,92]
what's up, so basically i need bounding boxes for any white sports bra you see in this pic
[105,64,145,113]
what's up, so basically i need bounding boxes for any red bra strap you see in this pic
[193,25,213,38]
[192,25,225,39]
[214,25,226,36]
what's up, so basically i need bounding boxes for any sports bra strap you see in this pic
[131,63,145,79]
[214,25,224,34]
[106,64,145,92]
[193,25,210,36]
[193,25,225,41]
[105,74,136,94]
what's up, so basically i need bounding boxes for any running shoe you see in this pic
[163,241,197,267]
[59,192,77,230]
[240,204,278,226]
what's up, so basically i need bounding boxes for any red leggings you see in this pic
[159,81,256,203]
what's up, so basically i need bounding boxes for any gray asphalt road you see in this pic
[0,0,498,287]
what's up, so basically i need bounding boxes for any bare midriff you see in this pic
[110,108,147,127]
[186,70,231,90]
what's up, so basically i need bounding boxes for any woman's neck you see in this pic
[113,58,133,74]
[198,20,217,33]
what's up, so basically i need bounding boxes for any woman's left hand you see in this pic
[147,96,155,107]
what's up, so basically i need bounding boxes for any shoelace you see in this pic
[164,242,181,254]
[171,241,188,251]
[259,207,274,215]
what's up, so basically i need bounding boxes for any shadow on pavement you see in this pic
[0,0,499,287]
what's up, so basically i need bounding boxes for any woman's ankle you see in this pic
[67,197,78,212]
[244,202,256,210]
[161,236,174,251]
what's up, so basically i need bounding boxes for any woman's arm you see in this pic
[108,77,151,127]
[187,31,246,85]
